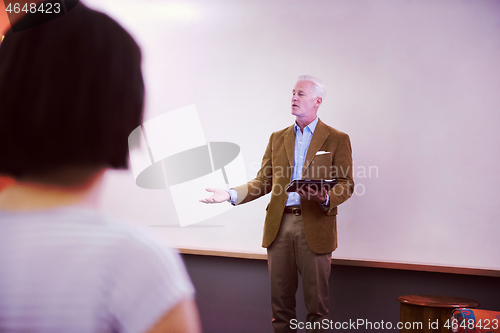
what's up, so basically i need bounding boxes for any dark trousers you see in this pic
[267,212,332,333]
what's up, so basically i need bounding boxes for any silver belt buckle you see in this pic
[292,208,300,216]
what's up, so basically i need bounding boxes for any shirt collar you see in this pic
[294,116,319,134]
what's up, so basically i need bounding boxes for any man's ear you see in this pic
[316,97,323,106]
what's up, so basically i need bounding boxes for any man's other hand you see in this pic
[200,188,230,204]
[296,185,328,204]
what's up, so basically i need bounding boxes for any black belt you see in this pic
[284,206,301,216]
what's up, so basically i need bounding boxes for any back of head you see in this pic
[0,2,144,180]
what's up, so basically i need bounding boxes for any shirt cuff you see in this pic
[227,189,238,205]
[320,194,330,211]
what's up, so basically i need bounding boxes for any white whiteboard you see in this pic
[84,0,500,271]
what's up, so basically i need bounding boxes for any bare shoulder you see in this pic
[146,299,201,333]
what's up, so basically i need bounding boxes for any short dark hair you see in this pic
[0,2,144,178]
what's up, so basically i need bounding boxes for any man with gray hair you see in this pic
[202,75,354,333]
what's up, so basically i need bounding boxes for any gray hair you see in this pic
[297,75,326,99]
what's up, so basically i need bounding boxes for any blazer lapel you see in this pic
[303,119,329,173]
[284,125,295,167]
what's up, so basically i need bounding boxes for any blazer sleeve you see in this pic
[326,132,354,215]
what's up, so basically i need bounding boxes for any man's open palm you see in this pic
[200,188,230,204]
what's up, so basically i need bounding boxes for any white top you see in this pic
[0,207,195,333]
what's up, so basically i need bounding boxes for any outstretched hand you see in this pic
[296,185,328,204]
[199,188,230,204]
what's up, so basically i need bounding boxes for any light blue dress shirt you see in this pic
[286,116,319,206]
[228,116,329,207]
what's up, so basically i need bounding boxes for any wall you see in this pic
[182,254,500,333]
[85,0,500,271]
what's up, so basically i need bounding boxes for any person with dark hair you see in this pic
[0,3,201,332]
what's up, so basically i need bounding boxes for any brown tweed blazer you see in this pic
[233,118,354,254]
